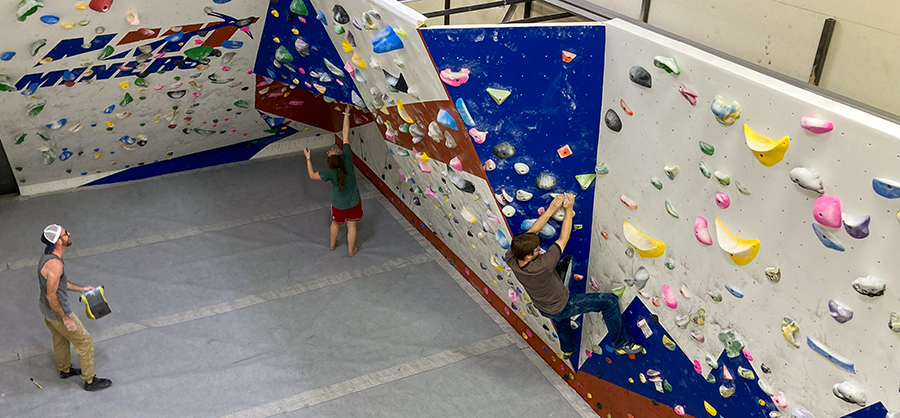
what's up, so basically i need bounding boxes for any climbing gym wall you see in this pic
[0,0,333,195]
[580,19,899,417]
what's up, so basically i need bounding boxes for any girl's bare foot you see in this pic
[348,246,359,258]
[330,241,338,251]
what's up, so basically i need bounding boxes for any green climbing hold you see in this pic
[234,100,249,109]
[134,77,148,87]
[653,56,681,75]
[576,174,596,190]
[0,74,16,92]
[448,233,453,238]
[27,100,46,117]
[650,177,662,190]
[275,45,294,63]
[718,329,745,358]
[486,88,510,105]
[98,45,115,60]
[193,128,217,135]
[16,167,23,171]
[17,0,44,22]
[665,200,679,218]
[30,38,47,56]
[663,380,673,392]
[699,161,712,179]
[611,285,626,298]
[448,259,454,266]
[399,123,410,133]
[14,133,26,145]
[66,169,72,174]
[38,133,50,141]
[290,0,309,16]
[120,92,134,107]
[699,141,715,156]
[332,22,345,34]
[184,46,214,61]
[714,171,731,186]
[665,258,675,270]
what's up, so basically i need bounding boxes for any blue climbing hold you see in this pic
[496,230,510,250]
[165,31,184,43]
[46,119,67,130]
[0,51,15,61]
[872,178,900,199]
[725,285,744,299]
[812,223,845,252]
[119,136,136,145]
[22,83,39,96]
[455,98,475,127]
[59,148,73,161]
[520,219,557,239]
[316,10,327,26]
[63,70,76,81]
[222,40,243,49]
[40,15,60,24]
[212,0,232,3]
[372,26,403,54]
[437,109,458,131]
[103,104,115,114]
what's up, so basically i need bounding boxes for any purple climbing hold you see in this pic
[842,213,870,239]
[828,299,853,323]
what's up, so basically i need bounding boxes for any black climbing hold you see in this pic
[492,142,516,159]
[652,400,659,406]
[629,66,651,88]
[174,59,186,67]
[197,30,209,37]
[604,109,622,132]
[467,231,474,237]
[651,314,660,323]
[761,363,772,374]
[562,374,570,381]
[237,17,255,27]
[382,70,408,93]
[595,403,602,410]
[332,5,350,24]
[167,90,186,99]
[535,173,557,191]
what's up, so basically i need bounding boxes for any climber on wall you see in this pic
[304,104,363,258]
[506,194,643,360]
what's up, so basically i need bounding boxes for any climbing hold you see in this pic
[790,167,825,194]
[383,70,408,93]
[30,38,47,56]
[493,142,515,159]
[595,163,609,175]
[715,192,730,209]
[691,308,705,325]
[852,275,885,297]
[675,405,685,416]
[801,116,833,134]
[704,401,717,416]
[664,165,679,180]
[487,88,511,105]
[120,92,133,107]
[611,285,626,298]
[623,221,665,258]
[872,178,900,199]
[812,224,845,252]
[333,5,349,23]
[535,173,557,191]
[661,285,677,309]
[725,285,743,298]
[833,381,866,406]
[323,58,345,77]
[714,171,730,186]
[629,66,651,88]
[813,195,842,228]
[889,312,900,332]
[744,125,790,167]
[791,406,814,418]
[576,174,596,190]
[718,329,745,358]
[665,200,680,218]
[516,190,533,201]
[620,99,633,116]
[0,52,15,61]
[674,314,689,328]
[828,299,853,323]
[449,156,463,171]
[68,124,84,133]
[711,96,741,126]
[275,46,294,63]
[496,230,510,250]
[119,81,130,90]
[699,141,715,156]
[807,336,856,373]
[482,160,496,171]
[27,100,46,117]
[737,367,755,380]
[765,267,780,283]
[233,100,249,109]
[40,15,59,24]
[125,12,139,25]
[447,167,475,193]
[468,128,487,145]
[561,50,576,63]
[520,219,555,239]
[651,177,663,190]
[715,217,760,265]
[46,119,67,130]
[662,334,677,350]
[557,145,573,159]
[17,0,44,21]
[460,207,477,224]
[758,378,775,396]
[372,26,404,53]
[691,331,705,343]
[168,90,187,99]
[455,98,475,127]
[699,161,712,179]
[440,68,470,87]
[605,109,622,132]
[14,133,26,145]
[332,22,345,35]
[630,266,650,289]
[437,109,458,130]
[679,84,698,106]
[842,213,870,239]
[781,317,801,347]
[653,56,680,75]
[513,163,529,175]
[734,180,751,195]
[621,195,638,209]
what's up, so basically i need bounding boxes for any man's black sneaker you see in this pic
[59,366,81,379]
[614,342,644,355]
[84,377,113,392]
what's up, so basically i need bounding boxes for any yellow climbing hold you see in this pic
[351,53,367,69]
[273,37,280,44]
[379,106,390,115]
[486,87,511,105]
[39,57,53,65]
[662,335,676,351]
[622,221,665,258]
[271,9,279,18]
[119,81,130,90]
[105,121,115,128]
[461,207,477,224]
[342,38,353,53]
[714,217,760,266]
[76,3,88,10]
[705,401,717,416]
[291,28,299,35]
[416,152,430,162]
[397,100,414,123]
[60,22,76,29]
[314,84,326,94]
[744,124,790,167]
[94,152,102,159]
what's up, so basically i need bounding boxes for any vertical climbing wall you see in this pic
[0,0,332,195]
[581,19,899,417]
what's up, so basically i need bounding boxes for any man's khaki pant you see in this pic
[44,313,94,382]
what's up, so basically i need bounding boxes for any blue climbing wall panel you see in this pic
[420,25,606,286]
[255,0,361,105]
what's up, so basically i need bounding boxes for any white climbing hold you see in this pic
[790,167,825,194]
[833,381,866,406]
[514,163,529,175]
[516,190,533,201]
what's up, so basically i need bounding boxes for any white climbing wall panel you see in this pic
[586,19,900,416]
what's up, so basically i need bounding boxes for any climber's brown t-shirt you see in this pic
[505,243,569,315]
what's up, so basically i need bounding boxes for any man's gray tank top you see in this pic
[38,254,71,320]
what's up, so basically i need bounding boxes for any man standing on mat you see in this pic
[38,224,112,391]
[505,194,642,360]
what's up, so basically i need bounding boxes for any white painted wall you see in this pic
[586,19,900,416]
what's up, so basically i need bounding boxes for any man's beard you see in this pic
[63,239,72,247]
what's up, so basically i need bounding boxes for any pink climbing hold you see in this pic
[679,84,698,106]
[397,168,406,182]
[482,159,496,171]
[773,392,788,408]
[742,349,753,361]
[154,52,166,59]
[417,159,431,173]
[424,188,439,199]
[715,192,731,209]
[661,284,678,309]
[449,156,463,171]
[154,85,164,90]
[384,130,397,143]
[468,128,487,144]
[694,216,713,246]
[537,207,545,216]
[343,61,356,78]
[813,195,842,228]
[222,66,231,72]
[800,116,834,134]
[193,92,201,98]
[674,405,685,416]
[508,287,518,303]
[693,360,702,374]
[439,68,470,87]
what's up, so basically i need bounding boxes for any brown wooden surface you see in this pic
[254,77,374,133]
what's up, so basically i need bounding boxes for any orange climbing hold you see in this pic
[557,144,572,158]
[561,50,576,63]
[620,99,633,116]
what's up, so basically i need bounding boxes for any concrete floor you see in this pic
[0,152,588,418]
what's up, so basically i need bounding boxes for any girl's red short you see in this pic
[331,200,363,225]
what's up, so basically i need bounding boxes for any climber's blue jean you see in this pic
[541,292,631,355]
